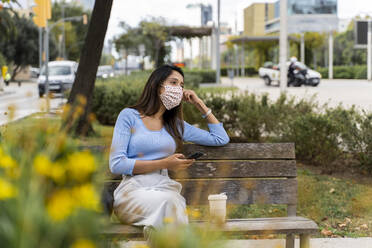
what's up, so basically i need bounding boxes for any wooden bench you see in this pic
[100,143,318,248]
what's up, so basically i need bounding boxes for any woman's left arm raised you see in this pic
[183,89,230,146]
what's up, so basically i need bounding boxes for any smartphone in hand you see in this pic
[186,152,204,160]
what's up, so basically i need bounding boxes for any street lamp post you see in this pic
[368,20,372,81]
[279,0,288,92]
[329,31,334,79]
[216,0,221,84]
[300,32,305,64]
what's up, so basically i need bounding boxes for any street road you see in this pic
[219,77,372,112]
[0,82,66,125]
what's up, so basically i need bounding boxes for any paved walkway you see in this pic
[121,238,372,248]
[211,77,372,112]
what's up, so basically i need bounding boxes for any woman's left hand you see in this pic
[183,89,202,105]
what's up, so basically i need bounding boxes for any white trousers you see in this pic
[113,170,189,229]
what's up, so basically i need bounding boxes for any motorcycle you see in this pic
[288,66,320,87]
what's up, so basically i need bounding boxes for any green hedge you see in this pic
[221,66,257,76]
[92,80,372,172]
[318,65,367,79]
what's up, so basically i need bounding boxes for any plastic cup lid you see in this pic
[208,193,227,200]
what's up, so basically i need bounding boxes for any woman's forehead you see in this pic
[167,71,183,80]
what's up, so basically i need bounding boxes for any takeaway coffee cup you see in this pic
[208,193,227,223]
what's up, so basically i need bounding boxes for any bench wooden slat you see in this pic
[180,178,297,205]
[103,217,318,238]
[183,143,295,160]
[169,160,297,179]
[102,224,143,237]
[218,217,318,234]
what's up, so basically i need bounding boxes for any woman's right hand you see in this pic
[162,153,194,172]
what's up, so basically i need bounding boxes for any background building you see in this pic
[243,3,275,36]
[265,0,339,34]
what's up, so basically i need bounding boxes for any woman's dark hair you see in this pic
[132,64,185,149]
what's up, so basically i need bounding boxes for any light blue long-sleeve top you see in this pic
[109,108,230,175]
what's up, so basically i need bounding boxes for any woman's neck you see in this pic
[148,106,165,120]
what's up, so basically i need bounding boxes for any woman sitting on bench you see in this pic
[109,64,229,240]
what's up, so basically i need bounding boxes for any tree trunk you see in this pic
[11,64,20,81]
[61,0,113,136]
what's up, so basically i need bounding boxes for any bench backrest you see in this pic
[99,143,297,217]
[173,143,297,216]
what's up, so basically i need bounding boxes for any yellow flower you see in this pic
[50,162,66,183]
[66,151,96,182]
[191,209,201,219]
[71,239,95,248]
[0,154,17,169]
[72,184,100,211]
[61,104,71,120]
[34,155,66,183]
[46,189,75,221]
[34,154,53,176]
[77,95,87,106]
[133,244,150,248]
[0,178,17,200]
[163,217,174,224]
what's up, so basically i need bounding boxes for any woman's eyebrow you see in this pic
[169,77,184,84]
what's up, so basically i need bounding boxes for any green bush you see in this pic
[317,65,367,79]
[92,80,143,125]
[184,69,216,83]
[221,66,257,76]
[285,113,342,166]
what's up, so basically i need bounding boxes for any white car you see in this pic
[97,65,115,79]
[38,60,78,97]
[258,61,321,87]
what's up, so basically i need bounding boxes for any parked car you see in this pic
[258,61,321,87]
[30,67,39,79]
[96,65,114,79]
[38,61,78,98]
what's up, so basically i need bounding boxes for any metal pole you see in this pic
[328,31,333,79]
[199,38,203,68]
[62,4,66,59]
[189,39,193,68]
[241,46,245,76]
[44,26,50,113]
[210,30,215,69]
[368,21,372,81]
[300,32,305,64]
[279,0,288,91]
[39,27,43,70]
[216,0,221,84]
[234,44,239,76]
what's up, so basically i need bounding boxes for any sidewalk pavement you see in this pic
[213,77,372,112]
[0,89,16,97]
[121,238,372,248]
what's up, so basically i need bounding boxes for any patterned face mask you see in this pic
[159,85,183,110]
